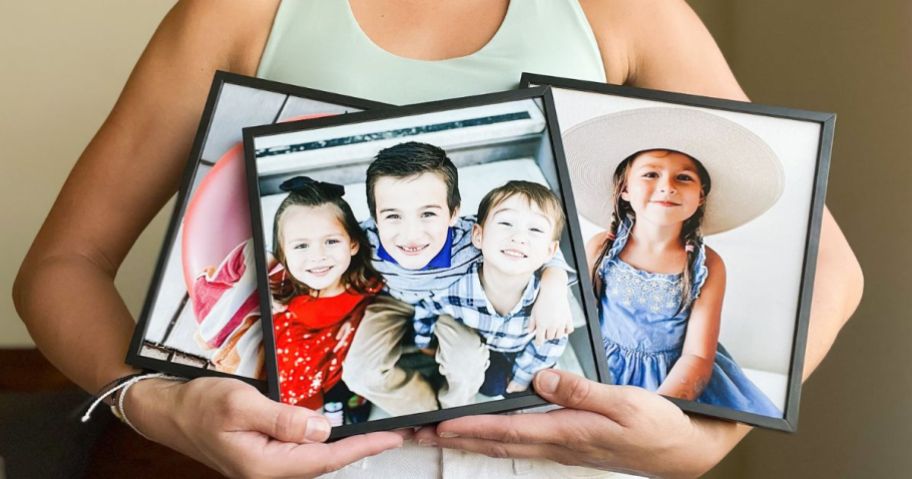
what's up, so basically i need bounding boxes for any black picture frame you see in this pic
[521,73,834,432]
[126,71,389,389]
[243,87,609,439]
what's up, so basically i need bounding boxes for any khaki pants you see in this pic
[343,296,489,416]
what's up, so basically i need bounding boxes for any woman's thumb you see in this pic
[533,369,616,415]
[241,392,332,443]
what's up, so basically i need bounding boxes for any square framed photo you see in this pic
[126,71,388,387]
[243,87,609,438]
[521,73,834,431]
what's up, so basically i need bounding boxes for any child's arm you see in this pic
[529,231,608,345]
[657,247,726,400]
[529,267,574,345]
[508,336,570,392]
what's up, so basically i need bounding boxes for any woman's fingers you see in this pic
[434,408,620,446]
[225,386,332,443]
[264,432,405,478]
[391,427,416,441]
[132,377,404,479]
[433,370,645,445]
[531,369,658,427]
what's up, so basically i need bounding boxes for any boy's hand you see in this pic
[332,320,355,353]
[529,269,574,346]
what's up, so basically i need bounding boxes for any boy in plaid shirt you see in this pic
[414,181,571,399]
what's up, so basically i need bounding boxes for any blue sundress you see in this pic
[597,220,781,417]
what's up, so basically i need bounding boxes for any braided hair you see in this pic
[591,150,711,314]
[271,176,382,303]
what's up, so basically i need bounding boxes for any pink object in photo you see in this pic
[181,113,331,293]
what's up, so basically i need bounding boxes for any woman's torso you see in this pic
[255,0,607,104]
[252,1,629,477]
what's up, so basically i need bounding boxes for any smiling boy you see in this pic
[413,181,571,400]
[342,142,573,415]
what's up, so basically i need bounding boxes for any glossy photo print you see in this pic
[522,74,833,431]
[126,71,387,386]
[243,88,608,438]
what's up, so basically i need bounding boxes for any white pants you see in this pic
[320,442,637,479]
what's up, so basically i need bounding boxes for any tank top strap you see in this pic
[256,0,606,105]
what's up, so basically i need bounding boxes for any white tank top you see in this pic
[256,0,606,105]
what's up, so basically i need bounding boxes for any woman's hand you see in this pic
[125,377,407,479]
[415,369,746,479]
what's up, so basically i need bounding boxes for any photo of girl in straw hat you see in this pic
[565,107,787,418]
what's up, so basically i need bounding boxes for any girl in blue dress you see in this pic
[566,107,784,417]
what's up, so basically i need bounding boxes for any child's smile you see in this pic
[622,151,704,228]
[304,265,334,276]
[373,172,458,270]
[499,247,528,259]
[279,204,358,296]
[474,195,559,277]
[396,243,430,256]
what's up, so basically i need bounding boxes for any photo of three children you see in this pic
[247,95,601,433]
[270,141,576,422]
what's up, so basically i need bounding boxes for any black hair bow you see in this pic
[279,176,346,198]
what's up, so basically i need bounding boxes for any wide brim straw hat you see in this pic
[563,107,784,235]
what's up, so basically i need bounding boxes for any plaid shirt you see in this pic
[362,216,481,305]
[413,261,569,388]
[362,216,577,306]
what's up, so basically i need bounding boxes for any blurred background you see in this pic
[692,2,911,477]
[1,1,908,477]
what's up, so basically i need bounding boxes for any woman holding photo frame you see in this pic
[14,1,862,478]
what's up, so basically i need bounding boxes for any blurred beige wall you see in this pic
[1,2,176,347]
[689,0,912,476]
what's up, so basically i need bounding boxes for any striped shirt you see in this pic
[412,261,569,388]
[362,215,576,306]
[361,216,482,305]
